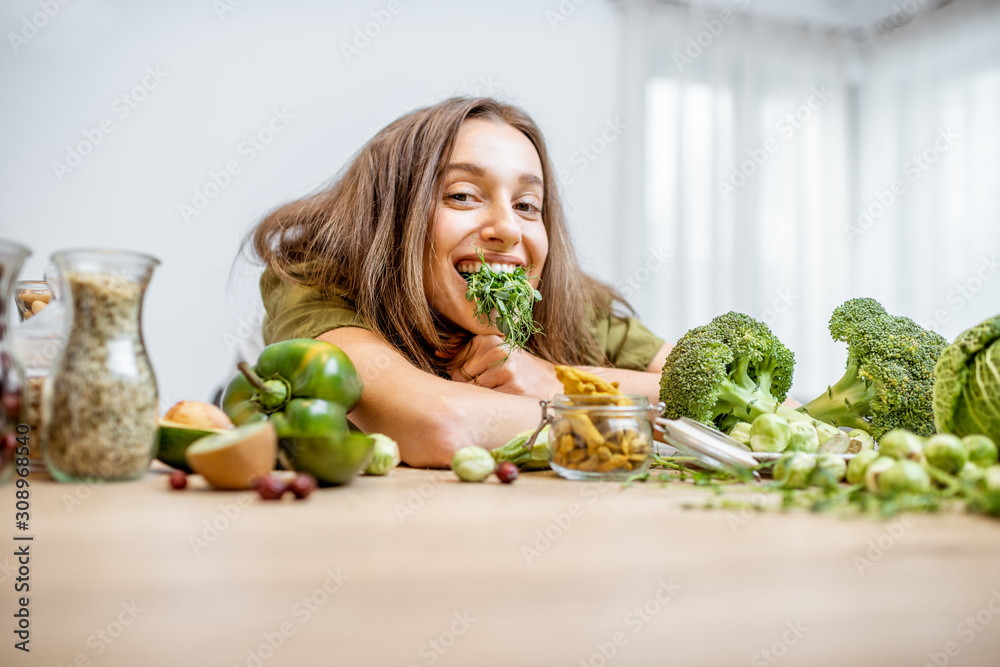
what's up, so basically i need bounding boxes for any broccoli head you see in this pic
[798,297,948,438]
[659,312,839,438]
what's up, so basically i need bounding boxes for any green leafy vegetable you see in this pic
[461,248,542,357]
[932,313,1000,444]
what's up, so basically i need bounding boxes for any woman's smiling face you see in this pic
[425,118,548,335]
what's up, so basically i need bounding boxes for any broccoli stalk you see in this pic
[795,356,875,432]
[797,298,948,438]
[658,312,840,440]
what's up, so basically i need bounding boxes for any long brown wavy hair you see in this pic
[250,97,624,376]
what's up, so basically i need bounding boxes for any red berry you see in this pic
[496,461,519,483]
[168,470,187,490]
[254,475,288,500]
[289,473,317,500]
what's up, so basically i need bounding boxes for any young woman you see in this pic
[251,98,671,467]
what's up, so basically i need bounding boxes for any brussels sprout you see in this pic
[877,460,932,495]
[787,422,819,453]
[878,429,925,462]
[819,432,850,455]
[726,422,753,450]
[982,465,1000,493]
[963,434,999,468]
[451,446,496,482]
[773,453,816,489]
[959,461,985,483]
[924,434,967,475]
[811,453,847,489]
[846,450,880,485]
[364,433,401,475]
[815,426,836,448]
[847,429,875,453]
[864,457,897,493]
[750,414,791,453]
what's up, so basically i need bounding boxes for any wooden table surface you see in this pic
[3,463,1000,667]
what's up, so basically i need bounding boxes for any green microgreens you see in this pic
[460,248,543,359]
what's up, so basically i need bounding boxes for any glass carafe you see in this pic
[41,250,160,482]
[0,240,31,482]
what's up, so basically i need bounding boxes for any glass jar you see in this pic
[41,250,160,482]
[0,241,31,483]
[12,277,63,461]
[547,394,664,481]
[14,280,53,322]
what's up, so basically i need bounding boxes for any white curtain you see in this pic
[620,0,1000,400]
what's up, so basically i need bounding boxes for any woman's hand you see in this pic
[448,335,563,400]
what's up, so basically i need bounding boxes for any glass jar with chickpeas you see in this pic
[547,394,664,481]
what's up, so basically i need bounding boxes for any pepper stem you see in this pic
[237,361,290,413]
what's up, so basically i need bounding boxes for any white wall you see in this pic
[0,0,628,407]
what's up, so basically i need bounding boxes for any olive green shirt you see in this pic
[260,268,664,371]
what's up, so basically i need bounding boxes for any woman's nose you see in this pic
[479,202,521,247]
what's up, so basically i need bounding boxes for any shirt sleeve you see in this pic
[260,267,369,345]
[589,311,666,371]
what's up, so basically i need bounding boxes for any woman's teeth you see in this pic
[456,261,519,274]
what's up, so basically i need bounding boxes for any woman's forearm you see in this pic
[318,327,541,467]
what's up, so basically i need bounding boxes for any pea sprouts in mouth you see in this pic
[459,248,543,358]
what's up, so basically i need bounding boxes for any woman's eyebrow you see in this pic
[519,173,543,188]
[446,162,486,177]
[447,162,543,188]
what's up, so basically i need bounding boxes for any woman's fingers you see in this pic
[449,335,506,384]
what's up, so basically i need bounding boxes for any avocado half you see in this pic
[156,420,230,472]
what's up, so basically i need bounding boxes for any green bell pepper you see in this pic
[222,338,363,438]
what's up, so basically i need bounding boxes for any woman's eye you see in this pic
[447,191,474,203]
[515,201,541,214]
